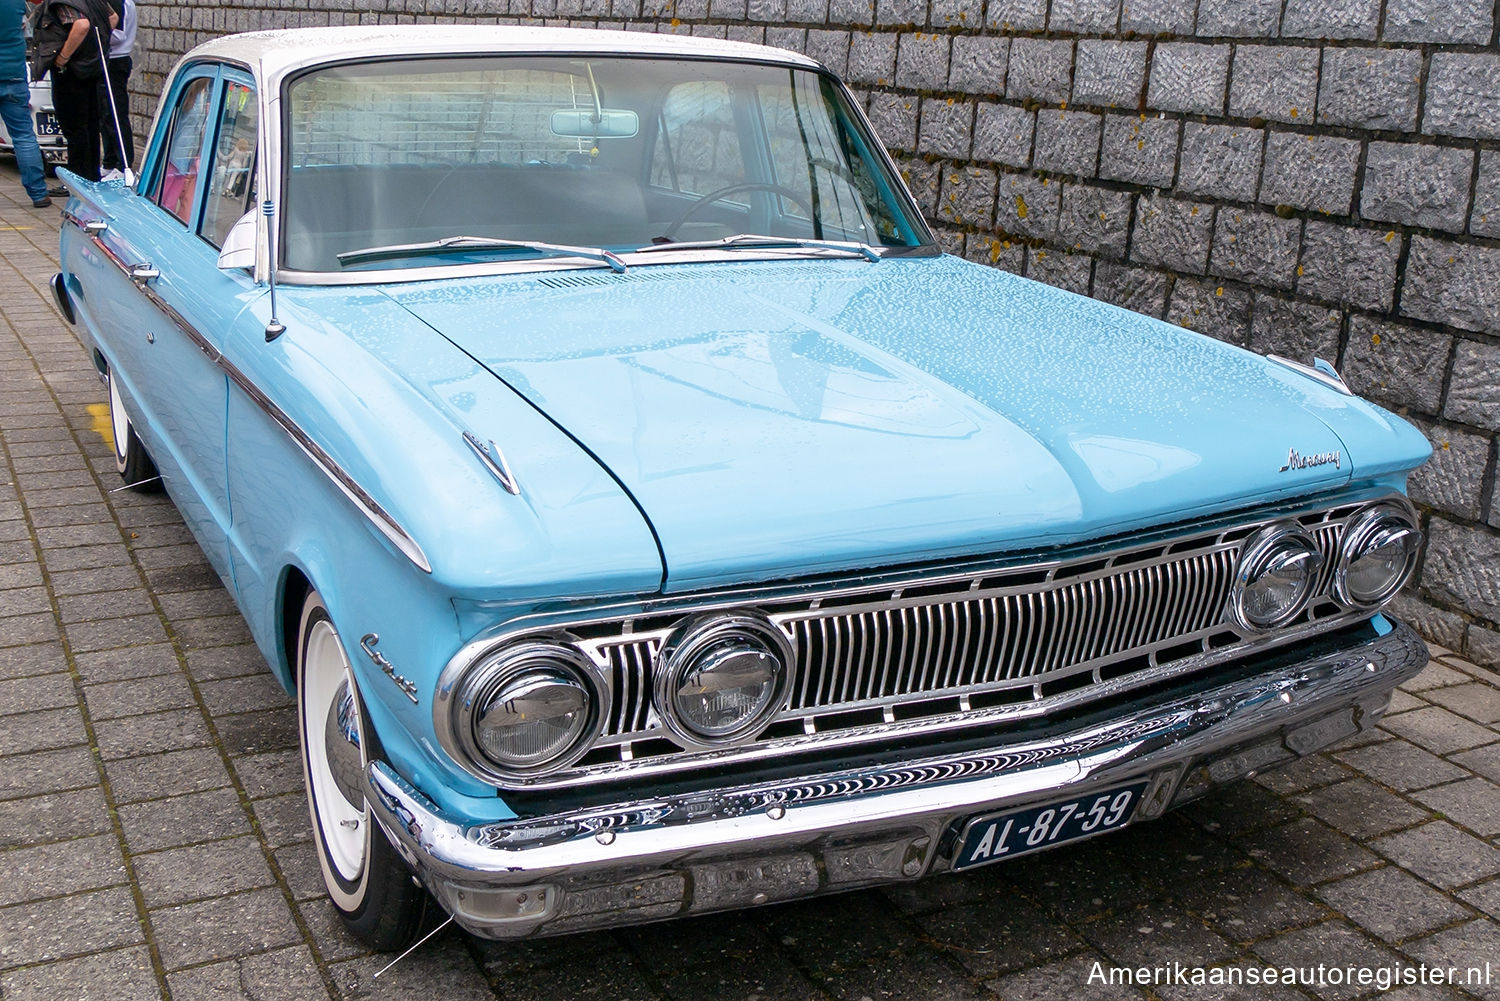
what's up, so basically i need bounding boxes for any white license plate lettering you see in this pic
[954,781,1149,871]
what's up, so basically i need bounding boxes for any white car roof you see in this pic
[180,24,821,85]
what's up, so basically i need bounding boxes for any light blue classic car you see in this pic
[54,25,1432,949]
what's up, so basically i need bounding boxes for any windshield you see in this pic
[282,55,931,272]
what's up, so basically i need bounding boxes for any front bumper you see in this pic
[366,619,1427,939]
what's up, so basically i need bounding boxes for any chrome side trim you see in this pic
[462,432,521,496]
[374,621,1427,939]
[63,210,432,574]
[1268,354,1355,396]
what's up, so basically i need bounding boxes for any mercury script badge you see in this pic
[1279,448,1341,472]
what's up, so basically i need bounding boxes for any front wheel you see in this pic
[105,366,161,492]
[296,588,431,950]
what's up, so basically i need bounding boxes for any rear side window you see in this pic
[151,76,214,225]
[198,81,257,249]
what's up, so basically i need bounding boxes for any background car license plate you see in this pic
[36,113,62,136]
[952,781,1150,871]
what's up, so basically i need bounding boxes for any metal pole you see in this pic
[93,27,132,184]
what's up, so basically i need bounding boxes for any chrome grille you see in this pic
[483,495,1384,786]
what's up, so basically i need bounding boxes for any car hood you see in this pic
[386,255,1429,592]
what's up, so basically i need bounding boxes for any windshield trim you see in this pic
[275,51,936,280]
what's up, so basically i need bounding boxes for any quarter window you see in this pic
[152,77,214,226]
[199,82,257,249]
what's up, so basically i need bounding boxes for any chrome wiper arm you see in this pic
[337,235,627,272]
[634,233,883,262]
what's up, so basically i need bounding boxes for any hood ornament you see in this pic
[1280,448,1341,473]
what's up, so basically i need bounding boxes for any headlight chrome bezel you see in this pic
[450,641,605,781]
[653,613,795,749]
[1333,500,1422,610]
[1230,522,1324,632]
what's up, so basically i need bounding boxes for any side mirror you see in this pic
[217,210,256,270]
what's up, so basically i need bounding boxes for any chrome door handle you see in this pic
[129,265,160,285]
[83,219,108,234]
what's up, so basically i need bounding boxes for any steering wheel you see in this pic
[661,181,816,240]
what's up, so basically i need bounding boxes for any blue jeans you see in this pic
[0,78,49,203]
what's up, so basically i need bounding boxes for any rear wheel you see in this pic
[296,589,431,950]
[105,366,161,492]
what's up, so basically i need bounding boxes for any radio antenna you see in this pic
[94,28,133,184]
[257,58,285,342]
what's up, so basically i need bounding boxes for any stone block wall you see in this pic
[129,0,1500,665]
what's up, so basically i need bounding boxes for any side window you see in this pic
[199,82,258,249]
[649,82,744,198]
[151,77,214,226]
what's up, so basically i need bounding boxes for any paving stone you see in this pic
[1119,0,1193,33]
[1255,921,1404,1001]
[1091,259,1168,317]
[1316,866,1472,942]
[183,643,266,682]
[1381,706,1497,755]
[0,834,128,908]
[947,35,1007,95]
[1362,143,1475,233]
[1451,743,1500,784]
[1230,47,1320,124]
[1372,819,1500,889]
[298,898,372,963]
[64,615,169,654]
[1262,134,1359,216]
[1334,740,1468,792]
[1471,151,1500,238]
[93,708,212,761]
[917,885,1086,975]
[134,836,276,908]
[1247,295,1341,361]
[0,885,143,969]
[83,673,196,721]
[984,0,1045,30]
[1058,183,1131,256]
[1297,223,1400,312]
[995,173,1060,240]
[1005,38,1073,105]
[0,745,97,802]
[1073,40,1146,109]
[1033,110,1102,177]
[0,786,111,847]
[1238,817,1378,886]
[117,786,251,854]
[272,840,329,902]
[1384,0,1493,42]
[1411,778,1500,837]
[1131,196,1213,274]
[104,745,233,805]
[1147,43,1230,116]
[1098,114,1179,188]
[1169,863,1328,941]
[1422,683,1500,726]
[1026,248,1093,295]
[1340,316,1451,416]
[1459,879,1500,914]
[166,946,331,1001]
[1407,419,1491,521]
[972,103,1034,167]
[1291,777,1430,838]
[1252,753,1350,795]
[0,946,159,1001]
[1166,278,1251,344]
[1210,210,1301,290]
[1196,0,1280,36]
[893,32,948,89]
[151,887,301,972]
[1182,123,1266,204]
[1442,339,1500,432]
[1404,920,1500,1001]
[1081,901,1237,968]
[330,937,496,1001]
[1425,54,1500,141]
[0,671,75,716]
[252,791,313,848]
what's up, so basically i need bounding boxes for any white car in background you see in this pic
[0,67,66,168]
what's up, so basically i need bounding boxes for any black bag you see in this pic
[28,0,108,81]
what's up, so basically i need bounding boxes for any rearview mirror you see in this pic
[550,108,639,139]
[217,210,256,270]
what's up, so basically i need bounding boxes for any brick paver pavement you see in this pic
[1,161,1498,1001]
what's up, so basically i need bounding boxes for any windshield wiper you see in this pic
[337,235,627,272]
[634,233,883,262]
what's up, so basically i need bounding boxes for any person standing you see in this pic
[0,0,51,206]
[36,0,114,190]
[97,0,131,178]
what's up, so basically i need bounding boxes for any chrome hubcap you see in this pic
[303,620,367,884]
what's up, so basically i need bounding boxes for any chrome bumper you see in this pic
[366,620,1427,940]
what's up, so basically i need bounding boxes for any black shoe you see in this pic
[47,185,67,197]
[31,196,53,208]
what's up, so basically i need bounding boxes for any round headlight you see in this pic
[455,643,601,779]
[1335,502,1422,609]
[655,614,794,747]
[1231,523,1324,631]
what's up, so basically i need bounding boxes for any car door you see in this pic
[68,63,264,584]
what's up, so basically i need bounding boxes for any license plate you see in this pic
[36,112,62,136]
[952,781,1149,871]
